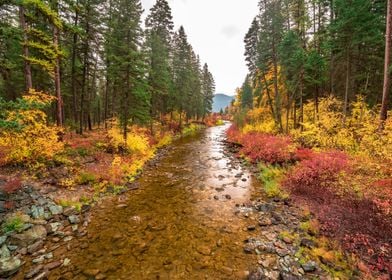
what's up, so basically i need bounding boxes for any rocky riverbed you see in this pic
[0,182,91,279]
[1,123,352,279]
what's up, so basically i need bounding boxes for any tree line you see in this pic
[241,0,390,131]
[0,0,216,137]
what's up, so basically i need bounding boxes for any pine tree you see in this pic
[241,75,253,109]
[145,0,174,120]
[107,0,149,140]
[244,17,260,77]
[201,63,215,118]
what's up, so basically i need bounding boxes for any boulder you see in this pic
[0,256,22,277]
[48,205,63,216]
[10,225,47,247]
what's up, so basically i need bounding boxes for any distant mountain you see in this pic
[212,94,235,113]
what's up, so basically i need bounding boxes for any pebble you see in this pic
[48,205,63,215]
[32,255,45,264]
[63,258,71,266]
[31,271,48,280]
[25,265,43,279]
[84,268,100,276]
[0,236,6,246]
[301,261,317,272]
[44,261,62,270]
[247,225,256,231]
[68,215,80,224]
[259,217,272,226]
[63,236,73,242]
[243,245,254,254]
[27,240,44,254]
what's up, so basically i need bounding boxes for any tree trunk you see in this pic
[71,3,79,130]
[343,50,351,122]
[272,45,283,132]
[262,71,276,122]
[380,0,392,127]
[19,6,32,91]
[53,0,63,127]
[329,0,335,95]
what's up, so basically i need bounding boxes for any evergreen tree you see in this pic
[241,75,253,109]
[108,0,149,140]
[244,17,260,77]
[201,63,215,118]
[145,0,174,120]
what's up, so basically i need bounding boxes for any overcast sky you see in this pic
[141,0,259,96]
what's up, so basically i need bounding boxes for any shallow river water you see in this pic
[51,123,264,279]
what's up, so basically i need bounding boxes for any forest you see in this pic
[0,0,391,279]
[228,0,392,277]
[0,0,215,139]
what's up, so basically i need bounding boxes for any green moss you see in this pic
[58,199,82,212]
[2,216,25,233]
[258,164,288,198]
[77,172,97,185]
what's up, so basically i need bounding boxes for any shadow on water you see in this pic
[51,123,263,279]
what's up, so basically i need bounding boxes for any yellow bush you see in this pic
[0,89,63,165]
[107,123,151,156]
[155,134,173,149]
[292,96,392,161]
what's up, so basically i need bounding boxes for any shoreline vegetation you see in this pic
[225,106,392,278]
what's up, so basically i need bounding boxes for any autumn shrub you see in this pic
[107,123,152,157]
[240,132,296,164]
[226,124,242,143]
[292,96,392,161]
[0,89,63,165]
[243,107,278,134]
[216,119,224,126]
[283,150,350,198]
[258,164,287,198]
[155,133,173,149]
[204,113,222,127]
[182,123,203,136]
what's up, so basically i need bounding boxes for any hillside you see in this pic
[212,94,234,113]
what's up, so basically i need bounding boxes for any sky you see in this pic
[140,0,259,96]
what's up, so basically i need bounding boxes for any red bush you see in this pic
[226,124,242,143]
[283,151,350,197]
[240,133,296,164]
[294,148,315,161]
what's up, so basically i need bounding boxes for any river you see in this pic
[48,123,263,279]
